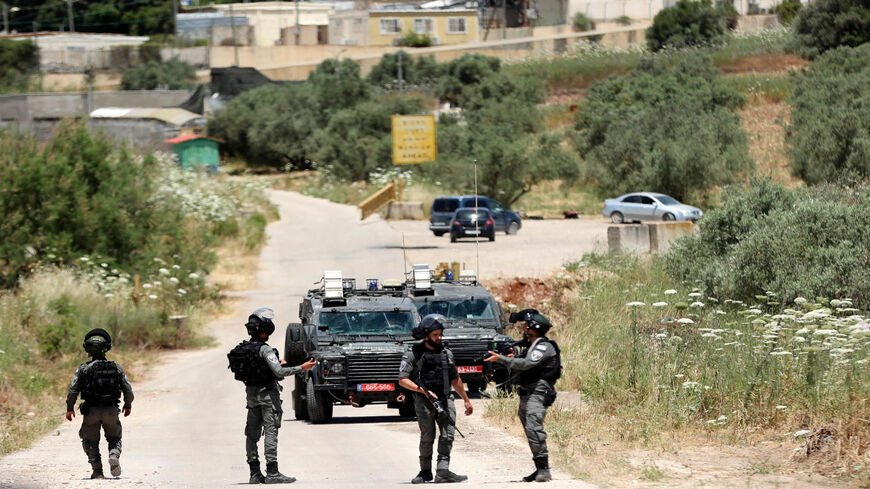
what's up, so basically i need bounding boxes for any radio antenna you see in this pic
[474,159,480,281]
[402,232,408,279]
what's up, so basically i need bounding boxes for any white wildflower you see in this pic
[652,302,668,308]
[677,318,695,324]
[682,381,700,389]
[664,289,678,295]
[158,268,170,276]
[188,273,200,280]
[626,301,645,307]
[177,289,187,295]
[143,284,153,289]
[770,351,793,356]
[776,405,787,410]
[793,430,811,438]
[690,302,705,308]
[104,293,114,298]
[688,292,703,298]
[169,277,180,284]
[148,294,158,300]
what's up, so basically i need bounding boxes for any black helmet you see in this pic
[412,314,447,340]
[509,308,552,334]
[83,328,112,356]
[245,307,276,336]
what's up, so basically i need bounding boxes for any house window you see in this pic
[413,18,434,34]
[380,18,401,34]
[447,17,467,34]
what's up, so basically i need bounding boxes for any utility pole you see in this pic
[230,5,239,66]
[66,0,75,32]
[294,0,300,45]
[172,0,179,49]
[502,0,507,39]
[397,51,403,94]
[2,3,8,34]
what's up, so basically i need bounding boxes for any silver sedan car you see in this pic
[602,192,703,224]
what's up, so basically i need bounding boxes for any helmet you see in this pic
[83,328,112,356]
[245,307,276,336]
[509,308,552,334]
[412,314,447,340]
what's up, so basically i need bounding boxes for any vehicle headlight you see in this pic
[321,359,344,376]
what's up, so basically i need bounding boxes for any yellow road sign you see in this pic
[392,115,436,165]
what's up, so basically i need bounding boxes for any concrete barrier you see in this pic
[648,221,696,254]
[384,202,425,220]
[608,224,650,255]
[608,221,697,255]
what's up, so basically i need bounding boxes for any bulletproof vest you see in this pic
[81,360,122,406]
[413,344,450,397]
[518,338,562,387]
[227,340,278,386]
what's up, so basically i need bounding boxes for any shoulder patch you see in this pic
[530,350,543,361]
[399,360,408,371]
[535,344,548,351]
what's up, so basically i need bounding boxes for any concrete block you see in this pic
[608,224,650,255]
[384,201,425,220]
[648,222,696,255]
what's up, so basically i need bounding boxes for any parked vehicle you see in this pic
[429,196,522,236]
[450,208,496,242]
[602,192,703,224]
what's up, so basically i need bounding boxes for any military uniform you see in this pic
[244,340,304,468]
[493,336,560,475]
[66,358,134,477]
[398,344,460,474]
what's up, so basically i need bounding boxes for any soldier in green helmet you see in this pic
[65,328,134,479]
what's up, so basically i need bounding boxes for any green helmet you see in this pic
[83,328,112,356]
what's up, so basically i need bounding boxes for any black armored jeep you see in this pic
[405,265,515,392]
[284,271,420,424]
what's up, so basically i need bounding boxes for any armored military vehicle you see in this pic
[284,271,420,424]
[405,264,515,392]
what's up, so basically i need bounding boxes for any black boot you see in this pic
[264,462,296,484]
[249,461,266,484]
[533,456,551,482]
[434,469,468,483]
[522,465,538,483]
[90,464,105,480]
[412,457,433,484]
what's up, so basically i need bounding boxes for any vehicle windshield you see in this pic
[655,195,680,205]
[455,209,490,221]
[318,311,415,334]
[415,299,496,322]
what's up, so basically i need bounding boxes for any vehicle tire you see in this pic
[610,211,624,224]
[284,323,307,366]
[450,233,457,243]
[293,375,308,421]
[663,213,675,221]
[488,232,495,242]
[433,231,445,237]
[466,380,488,393]
[506,221,519,235]
[306,378,333,424]
[398,399,417,418]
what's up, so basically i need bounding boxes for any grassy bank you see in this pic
[0,151,275,454]
[484,254,869,483]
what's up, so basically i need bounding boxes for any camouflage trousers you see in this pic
[518,392,548,459]
[79,405,122,467]
[415,394,455,472]
[245,387,283,464]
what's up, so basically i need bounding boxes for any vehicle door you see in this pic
[432,198,459,227]
[619,195,642,220]
[637,195,658,220]
[487,199,508,232]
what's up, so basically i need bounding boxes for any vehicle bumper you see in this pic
[429,224,451,232]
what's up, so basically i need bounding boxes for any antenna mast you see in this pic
[474,159,480,280]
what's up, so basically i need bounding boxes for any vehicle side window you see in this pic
[490,200,505,213]
[461,197,485,208]
[433,198,459,213]
[622,195,641,203]
[639,196,655,205]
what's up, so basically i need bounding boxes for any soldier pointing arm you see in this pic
[484,309,562,483]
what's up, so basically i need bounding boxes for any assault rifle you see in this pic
[414,378,465,439]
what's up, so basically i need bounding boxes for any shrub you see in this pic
[307,58,370,113]
[120,57,196,90]
[435,53,501,105]
[788,0,870,59]
[773,0,802,25]
[646,0,727,51]
[665,180,870,305]
[397,32,432,47]
[367,51,442,90]
[616,15,632,25]
[574,54,751,204]
[0,39,37,94]
[0,122,216,288]
[572,12,596,31]
[788,44,870,184]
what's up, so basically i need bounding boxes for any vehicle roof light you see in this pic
[459,269,476,283]
[324,270,343,299]
[413,264,431,290]
[382,279,403,290]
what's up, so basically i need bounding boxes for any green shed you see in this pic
[165,134,223,172]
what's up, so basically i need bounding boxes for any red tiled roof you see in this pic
[165,134,224,144]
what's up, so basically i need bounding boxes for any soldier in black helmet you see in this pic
[65,328,134,479]
[398,313,473,484]
[228,307,316,484]
[484,309,562,483]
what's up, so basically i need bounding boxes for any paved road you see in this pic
[0,191,598,489]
